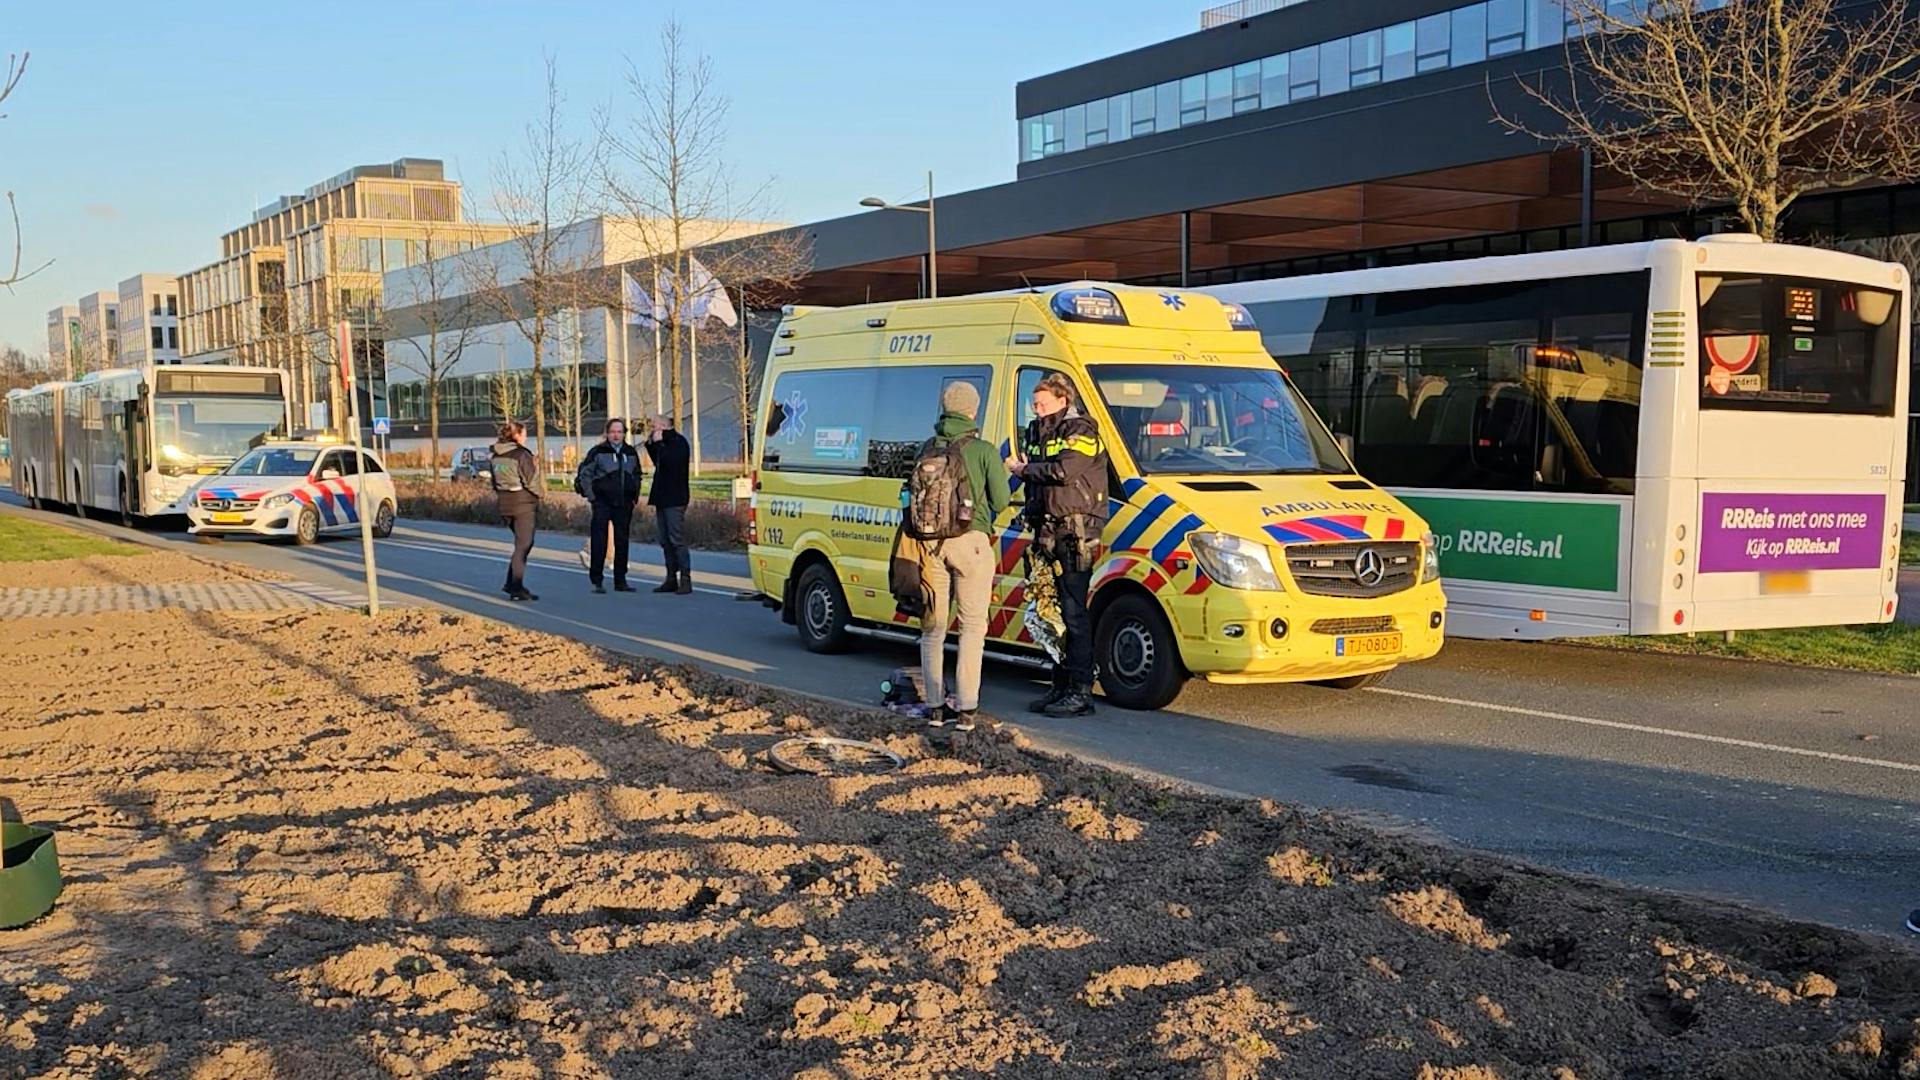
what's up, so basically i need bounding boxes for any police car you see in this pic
[187,439,397,545]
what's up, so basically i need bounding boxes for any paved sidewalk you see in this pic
[0,580,372,618]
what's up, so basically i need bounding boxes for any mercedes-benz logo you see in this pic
[1353,548,1386,587]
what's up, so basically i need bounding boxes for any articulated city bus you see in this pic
[1206,236,1909,638]
[7,365,291,523]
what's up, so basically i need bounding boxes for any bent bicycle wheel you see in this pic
[766,737,903,777]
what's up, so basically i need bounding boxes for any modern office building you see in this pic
[44,304,79,380]
[117,273,182,366]
[179,158,515,430]
[74,291,120,374]
[749,0,1920,494]
[381,214,783,467]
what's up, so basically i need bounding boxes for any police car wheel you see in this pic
[372,501,396,538]
[294,507,321,545]
[1096,593,1185,711]
[796,563,852,654]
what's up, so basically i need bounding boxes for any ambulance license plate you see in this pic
[1336,632,1402,657]
[210,512,245,524]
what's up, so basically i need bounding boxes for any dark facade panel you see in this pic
[1017,0,1478,116]
[788,64,1569,276]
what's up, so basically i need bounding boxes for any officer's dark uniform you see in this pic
[1021,404,1109,715]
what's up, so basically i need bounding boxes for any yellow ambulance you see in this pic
[748,282,1446,710]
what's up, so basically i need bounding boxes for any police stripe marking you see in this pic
[1150,514,1204,566]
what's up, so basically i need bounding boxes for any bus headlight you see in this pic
[1421,532,1442,582]
[1191,531,1282,591]
[263,493,296,510]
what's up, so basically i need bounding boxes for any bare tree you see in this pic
[464,55,598,463]
[599,18,811,465]
[1,51,50,292]
[385,219,477,478]
[1498,0,1920,240]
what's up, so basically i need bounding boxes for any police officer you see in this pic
[1008,372,1108,717]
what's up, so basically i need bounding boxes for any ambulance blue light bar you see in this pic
[1051,287,1129,325]
[1223,301,1258,331]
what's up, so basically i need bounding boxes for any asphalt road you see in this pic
[8,495,1919,941]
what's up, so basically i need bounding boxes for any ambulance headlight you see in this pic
[1421,531,1441,582]
[263,493,296,510]
[1191,531,1282,591]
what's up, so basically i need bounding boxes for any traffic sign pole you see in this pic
[340,319,380,616]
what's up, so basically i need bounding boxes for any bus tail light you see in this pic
[1673,609,1686,626]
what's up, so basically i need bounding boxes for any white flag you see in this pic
[623,271,657,328]
[685,256,738,329]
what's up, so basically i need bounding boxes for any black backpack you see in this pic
[905,435,974,541]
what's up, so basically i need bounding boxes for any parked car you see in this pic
[450,446,494,483]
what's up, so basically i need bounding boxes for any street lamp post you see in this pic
[860,170,937,299]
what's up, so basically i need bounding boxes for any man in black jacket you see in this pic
[646,413,693,594]
[575,418,643,594]
[1009,373,1109,717]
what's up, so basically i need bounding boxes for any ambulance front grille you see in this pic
[1285,542,1419,599]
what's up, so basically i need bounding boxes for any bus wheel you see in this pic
[117,480,134,528]
[294,507,321,545]
[371,501,395,539]
[1096,593,1185,711]
[25,472,38,511]
[795,563,852,654]
[70,476,87,519]
[1315,669,1392,690]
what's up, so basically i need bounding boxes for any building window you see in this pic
[165,327,177,350]
[1131,86,1157,136]
[1179,74,1207,126]
[1232,61,1261,113]
[166,294,177,317]
[1288,45,1319,101]
[1350,30,1384,86]
[105,308,117,330]
[152,326,165,348]
[1205,67,1233,121]
[1488,0,1526,55]
[1416,12,1453,72]
[152,293,162,316]
[1155,80,1181,133]
[1527,0,1565,48]
[1260,53,1289,107]
[1319,38,1350,95]
[1384,21,1417,81]
[1453,4,1489,64]
[1107,93,1132,143]
[1065,102,1087,152]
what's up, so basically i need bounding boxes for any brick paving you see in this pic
[0,580,373,618]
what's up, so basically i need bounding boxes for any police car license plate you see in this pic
[1336,632,1401,657]
[210,512,245,524]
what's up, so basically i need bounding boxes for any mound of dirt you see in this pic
[0,549,288,589]
[1,579,1917,1078]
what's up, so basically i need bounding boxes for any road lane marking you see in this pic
[1369,686,1920,776]
[330,558,772,674]
[372,538,748,597]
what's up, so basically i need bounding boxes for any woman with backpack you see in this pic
[905,380,1010,731]
[489,420,541,602]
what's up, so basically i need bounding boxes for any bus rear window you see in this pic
[1697,274,1900,415]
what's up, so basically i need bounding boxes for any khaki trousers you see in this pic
[918,530,995,712]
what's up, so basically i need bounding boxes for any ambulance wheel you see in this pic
[1096,593,1185,711]
[795,563,852,654]
[372,500,395,538]
[294,507,321,545]
[1315,669,1392,690]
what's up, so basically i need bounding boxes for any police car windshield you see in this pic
[1090,364,1349,475]
[227,447,320,476]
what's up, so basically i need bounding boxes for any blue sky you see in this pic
[0,1,1199,354]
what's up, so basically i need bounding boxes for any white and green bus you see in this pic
[1207,236,1909,638]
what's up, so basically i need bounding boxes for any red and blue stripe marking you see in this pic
[1263,514,1405,544]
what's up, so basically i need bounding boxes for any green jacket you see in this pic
[932,411,1011,537]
